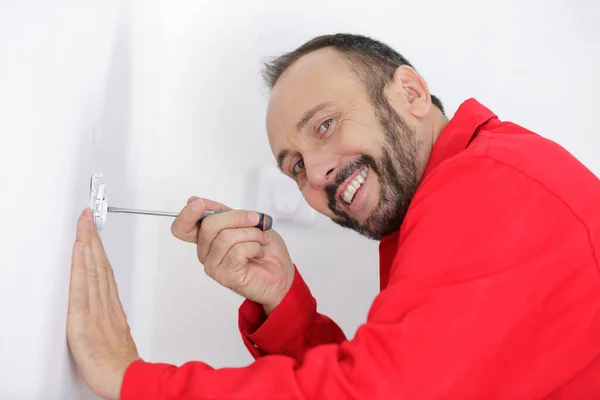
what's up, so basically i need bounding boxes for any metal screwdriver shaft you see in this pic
[107,206,178,218]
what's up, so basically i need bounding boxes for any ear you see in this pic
[387,65,432,118]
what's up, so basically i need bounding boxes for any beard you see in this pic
[325,98,420,240]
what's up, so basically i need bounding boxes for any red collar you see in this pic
[422,98,497,179]
[377,98,497,290]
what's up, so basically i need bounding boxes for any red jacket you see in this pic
[122,99,600,399]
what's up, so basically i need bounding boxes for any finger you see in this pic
[171,198,206,243]
[88,209,112,310]
[78,209,101,315]
[211,242,265,285]
[202,227,270,269]
[104,262,126,315]
[187,196,200,205]
[171,198,231,244]
[197,210,262,262]
[68,230,88,313]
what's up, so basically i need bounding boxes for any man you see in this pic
[67,34,600,399]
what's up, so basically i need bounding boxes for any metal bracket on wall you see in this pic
[88,173,179,232]
[89,173,109,231]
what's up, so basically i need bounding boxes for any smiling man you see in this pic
[67,34,600,399]
[266,39,436,241]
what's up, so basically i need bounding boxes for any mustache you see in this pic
[325,155,378,209]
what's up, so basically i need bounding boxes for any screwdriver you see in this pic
[106,206,273,231]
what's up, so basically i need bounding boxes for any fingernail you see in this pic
[191,199,204,212]
[248,212,259,224]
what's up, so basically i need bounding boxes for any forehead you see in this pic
[265,48,364,152]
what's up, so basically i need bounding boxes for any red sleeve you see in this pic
[120,155,600,400]
[237,266,347,361]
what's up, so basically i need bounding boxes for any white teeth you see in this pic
[342,191,353,203]
[342,167,368,204]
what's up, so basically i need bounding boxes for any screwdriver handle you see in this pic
[196,210,273,231]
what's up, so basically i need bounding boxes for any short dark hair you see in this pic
[262,33,444,115]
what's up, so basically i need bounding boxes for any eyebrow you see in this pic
[295,102,334,132]
[276,149,289,173]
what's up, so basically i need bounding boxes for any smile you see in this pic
[341,167,368,204]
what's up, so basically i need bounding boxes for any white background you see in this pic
[1,0,598,398]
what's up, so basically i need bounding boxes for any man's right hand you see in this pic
[171,196,295,315]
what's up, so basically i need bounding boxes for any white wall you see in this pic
[1,0,598,398]
[0,0,160,398]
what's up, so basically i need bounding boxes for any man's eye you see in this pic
[318,119,332,136]
[292,159,305,176]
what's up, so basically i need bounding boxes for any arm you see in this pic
[238,265,347,361]
[121,156,600,399]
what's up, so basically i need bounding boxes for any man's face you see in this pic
[266,48,423,240]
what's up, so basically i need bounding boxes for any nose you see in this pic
[305,155,339,188]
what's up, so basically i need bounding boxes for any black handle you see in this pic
[196,211,273,231]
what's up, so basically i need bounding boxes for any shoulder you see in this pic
[390,130,584,286]
[384,116,599,286]
[399,116,597,253]
[415,118,593,209]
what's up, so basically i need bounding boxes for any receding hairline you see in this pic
[265,45,395,92]
[270,47,372,94]
[261,34,445,115]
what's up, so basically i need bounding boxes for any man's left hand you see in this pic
[67,208,141,400]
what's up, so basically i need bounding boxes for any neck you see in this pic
[431,108,450,144]
[415,108,450,182]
